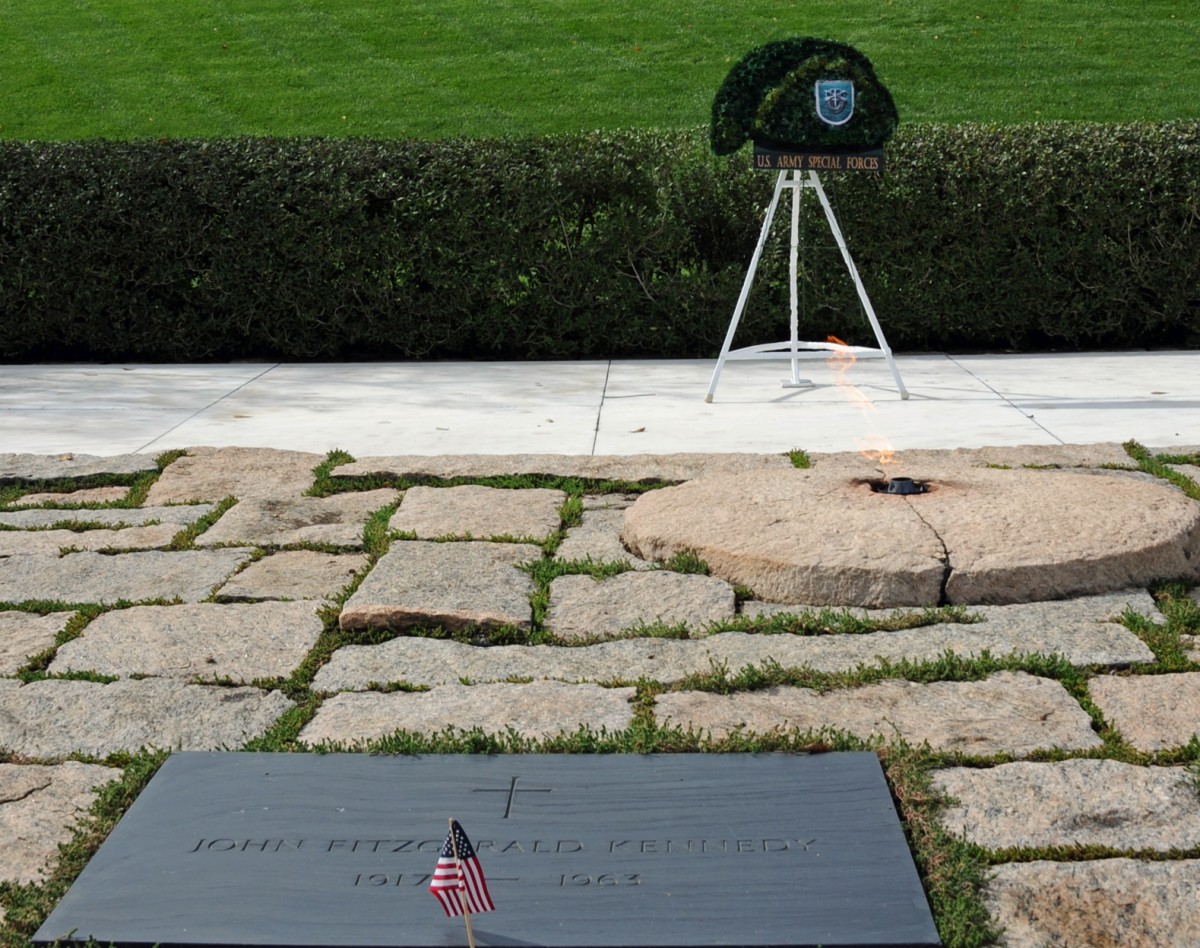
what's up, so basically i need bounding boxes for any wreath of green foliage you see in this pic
[711,37,899,155]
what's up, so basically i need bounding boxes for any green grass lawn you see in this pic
[1,0,1196,141]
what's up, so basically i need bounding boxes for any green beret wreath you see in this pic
[711,37,899,155]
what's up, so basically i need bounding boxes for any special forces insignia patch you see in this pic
[815,80,855,126]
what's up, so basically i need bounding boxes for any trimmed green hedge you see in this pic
[0,123,1196,361]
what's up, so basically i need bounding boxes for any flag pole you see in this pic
[448,818,478,948]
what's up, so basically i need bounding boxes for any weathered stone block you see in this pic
[14,486,130,505]
[0,678,293,757]
[0,505,212,529]
[217,551,367,602]
[49,602,324,682]
[299,682,635,745]
[655,672,1101,756]
[332,453,791,483]
[145,447,322,504]
[1088,672,1200,751]
[389,485,564,540]
[554,508,653,568]
[985,859,1200,947]
[339,541,538,631]
[0,762,122,884]
[934,759,1200,851]
[0,549,253,605]
[195,490,398,548]
[0,524,185,556]
[0,610,74,673]
[0,453,156,481]
[545,571,736,641]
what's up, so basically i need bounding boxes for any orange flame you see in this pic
[826,335,898,468]
[859,443,897,467]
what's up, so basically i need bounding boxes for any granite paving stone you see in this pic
[0,610,74,673]
[622,467,1200,606]
[1088,671,1200,751]
[743,591,1157,667]
[298,682,635,746]
[0,453,157,481]
[0,549,254,605]
[217,551,367,602]
[623,468,947,607]
[744,588,1162,626]
[0,761,122,884]
[933,759,1200,851]
[580,493,640,511]
[972,589,1168,648]
[545,571,737,641]
[577,454,796,482]
[311,615,1155,692]
[0,678,294,757]
[389,485,564,540]
[332,453,792,484]
[1169,462,1200,485]
[12,486,130,505]
[934,470,1200,605]
[810,443,1134,472]
[194,489,399,548]
[742,601,920,621]
[554,508,654,568]
[48,602,324,682]
[339,541,539,631]
[654,672,1102,756]
[0,505,213,529]
[144,447,323,504]
[984,859,1200,947]
[333,454,589,481]
[0,524,183,556]
[310,635,702,691]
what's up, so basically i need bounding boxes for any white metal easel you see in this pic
[705,168,908,402]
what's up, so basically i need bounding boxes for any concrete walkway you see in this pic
[2,352,1200,946]
[2,351,1198,456]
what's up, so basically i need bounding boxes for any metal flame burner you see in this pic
[872,476,929,496]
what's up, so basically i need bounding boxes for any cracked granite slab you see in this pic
[622,467,1200,606]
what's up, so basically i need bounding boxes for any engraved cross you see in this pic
[472,776,552,818]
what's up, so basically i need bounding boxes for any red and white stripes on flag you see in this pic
[430,820,495,918]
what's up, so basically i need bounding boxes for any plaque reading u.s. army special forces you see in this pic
[35,753,940,948]
[752,144,885,173]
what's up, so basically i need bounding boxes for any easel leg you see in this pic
[807,171,909,399]
[705,171,789,403]
[782,171,812,389]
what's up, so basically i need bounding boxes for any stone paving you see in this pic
[1,444,1199,946]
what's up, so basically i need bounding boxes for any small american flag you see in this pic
[430,820,495,918]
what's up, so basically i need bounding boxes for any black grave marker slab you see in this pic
[35,753,940,947]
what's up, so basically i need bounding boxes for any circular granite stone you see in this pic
[620,468,1200,607]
